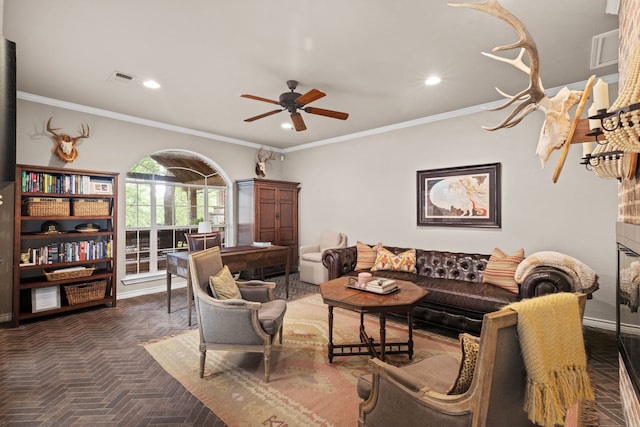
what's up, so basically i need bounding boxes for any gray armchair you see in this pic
[357,294,588,427]
[187,246,287,382]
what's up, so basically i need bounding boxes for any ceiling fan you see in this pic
[241,80,349,131]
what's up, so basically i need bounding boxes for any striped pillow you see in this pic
[355,241,382,271]
[482,247,525,294]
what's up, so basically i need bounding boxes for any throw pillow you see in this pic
[482,247,525,294]
[209,265,242,300]
[371,247,417,273]
[447,333,480,395]
[355,241,382,271]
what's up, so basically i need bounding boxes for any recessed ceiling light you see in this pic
[143,80,161,89]
[281,122,293,130]
[424,76,441,86]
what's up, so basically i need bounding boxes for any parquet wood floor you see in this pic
[0,276,625,426]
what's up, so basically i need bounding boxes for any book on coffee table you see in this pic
[365,284,399,294]
[367,278,396,288]
[366,278,397,293]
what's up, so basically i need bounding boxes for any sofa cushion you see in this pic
[209,265,242,300]
[371,248,417,273]
[319,231,343,252]
[257,299,287,335]
[482,248,525,294]
[417,277,518,313]
[447,333,480,395]
[355,241,382,271]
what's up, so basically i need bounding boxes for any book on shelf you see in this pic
[20,170,111,195]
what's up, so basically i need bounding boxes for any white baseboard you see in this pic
[583,316,616,332]
[117,279,188,300]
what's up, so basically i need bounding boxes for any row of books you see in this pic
[21,171,113,195]
[21,239,113,265]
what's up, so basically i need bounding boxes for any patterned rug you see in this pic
[144,293,459,427]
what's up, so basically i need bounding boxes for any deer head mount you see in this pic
[449,0,583,168]
[255,147,276,177]
[46,117,90,163]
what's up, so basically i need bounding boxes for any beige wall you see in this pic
[5,76,622,327]
[4,89,620,326]
[285,105,619,325]
[8,99,284,308]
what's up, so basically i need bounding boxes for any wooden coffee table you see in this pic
[319,276,428,362]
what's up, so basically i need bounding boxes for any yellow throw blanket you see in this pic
[504,293,594,427]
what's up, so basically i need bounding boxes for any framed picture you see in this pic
[417,162,501,228]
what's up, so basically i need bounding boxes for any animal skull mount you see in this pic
[46,117,90,163]
[449,0,583,168]
[255,147,276,177]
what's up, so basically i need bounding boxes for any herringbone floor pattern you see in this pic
[0,275,626,426]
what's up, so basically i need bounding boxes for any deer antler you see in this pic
[46,117,61,137]
[449,0,546,130]
[257,147,275,162]
[76,123,90,140]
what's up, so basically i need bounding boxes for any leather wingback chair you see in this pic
[357,294,587,427]
[187,246,287,382]
[185,231,222,251]
[299,230,347,284]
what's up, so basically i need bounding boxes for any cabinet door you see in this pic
[256,186,277,242]
[276,186,297,246]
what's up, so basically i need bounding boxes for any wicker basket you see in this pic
[25,197,70,216]
[64,280,107,305]
[72,199,110,216]
[44,267,95,281]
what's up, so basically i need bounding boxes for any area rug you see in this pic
[144,293,459,426]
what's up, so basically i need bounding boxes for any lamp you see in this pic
[198,221,212,233]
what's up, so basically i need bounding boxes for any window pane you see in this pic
[125,152,228,277]
[125,182,151,228]
[208,188,226,226]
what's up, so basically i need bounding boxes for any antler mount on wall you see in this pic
[241,80,349,132]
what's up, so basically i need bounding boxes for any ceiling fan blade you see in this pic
[291,112,307,131]
[294,89,326,106]
[241,94,280,105]
[304,106,349,120]
[244,109,283,122]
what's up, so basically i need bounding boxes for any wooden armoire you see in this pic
[236,179,300,276]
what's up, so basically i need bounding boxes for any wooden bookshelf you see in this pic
[12,164,118,326]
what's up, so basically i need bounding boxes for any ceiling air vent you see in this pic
[109,70,137,84]
[590,29,619,69]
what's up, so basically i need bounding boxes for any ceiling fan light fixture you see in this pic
[424,76,441,86]
[281,122,293,130]
[241,80,348,131]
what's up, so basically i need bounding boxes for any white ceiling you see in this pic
[3,0,619,151]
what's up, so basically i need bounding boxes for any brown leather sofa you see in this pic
[322,245,584,334]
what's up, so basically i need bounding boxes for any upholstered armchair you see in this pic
[357,294,588,427]
[187,246,287,382]
[299,230,347,284]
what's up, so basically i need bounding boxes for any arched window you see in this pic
[124,150,229,278]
